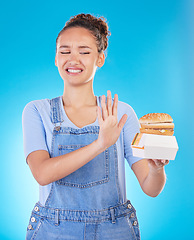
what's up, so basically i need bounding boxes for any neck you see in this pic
[62,83,97,109]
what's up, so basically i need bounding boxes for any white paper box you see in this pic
[131,133,178,160]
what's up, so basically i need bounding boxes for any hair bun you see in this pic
[68,14,110,37]
[60,13,111,52]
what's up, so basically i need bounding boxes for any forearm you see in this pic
[142,166,166,197]
[38,140,105,186]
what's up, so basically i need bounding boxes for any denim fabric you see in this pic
[26,200,140,240]
[26,96,140,240]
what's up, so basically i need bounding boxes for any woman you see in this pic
[22,13,169,240]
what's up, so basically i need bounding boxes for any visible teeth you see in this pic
[67,69,82,73]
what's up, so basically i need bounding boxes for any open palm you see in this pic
[96,90,128,151]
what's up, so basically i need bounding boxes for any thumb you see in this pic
[118,114,128,130]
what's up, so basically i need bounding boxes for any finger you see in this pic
[107,90,112,116]
[148,159,163,167]
[101,95,108,120]
[155,159,169,167]
[96,106,103,126]
[112,94,118,117]
[155,159,164,167]
[161,159,169,165]
[147,159,156,167]
[118,114,128,130]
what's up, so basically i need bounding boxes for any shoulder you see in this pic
[22,96,58,119]
[23,98,50,112]
[116,99,140,131]
[117,99,138,118]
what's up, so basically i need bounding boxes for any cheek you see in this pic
[85,56,98,67]
[56,56,66,66]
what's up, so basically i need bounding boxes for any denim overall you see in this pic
[26,96,140,240]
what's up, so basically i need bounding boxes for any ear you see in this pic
[55,55,57,67]
[97,52,105,68]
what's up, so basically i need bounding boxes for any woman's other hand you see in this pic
[96,90,128,151]
[147,159,169,172]
[131,158,169,197]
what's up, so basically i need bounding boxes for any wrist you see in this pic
[94,139,106,153]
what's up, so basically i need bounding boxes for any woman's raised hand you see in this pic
[96,90,128,151]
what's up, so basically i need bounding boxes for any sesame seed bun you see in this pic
[139,113,173,124]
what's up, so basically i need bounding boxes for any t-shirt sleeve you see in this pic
[123,104,143,167]
[22,101,49,164]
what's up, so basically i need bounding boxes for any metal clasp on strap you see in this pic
[110,208,116,224]
[55,209,60,226]
[54,121,64,131]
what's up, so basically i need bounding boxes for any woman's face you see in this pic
[55,27,105,85]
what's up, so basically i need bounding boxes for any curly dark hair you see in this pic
[56,13,111,53]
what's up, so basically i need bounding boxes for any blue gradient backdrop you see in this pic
[0,0,193,239]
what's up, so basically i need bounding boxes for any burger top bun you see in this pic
[139,113,173,124]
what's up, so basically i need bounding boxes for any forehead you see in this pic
[57,27,96,47]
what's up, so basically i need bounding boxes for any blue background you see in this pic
[0,0,193,239]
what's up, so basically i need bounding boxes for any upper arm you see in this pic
[122,103,142,167]
[22,101,50,184]
[27,150,50,185]
[131,159,149,188]
[22,101,49,163]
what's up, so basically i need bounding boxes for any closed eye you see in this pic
[60,52,90,55]
[60,52,70,54]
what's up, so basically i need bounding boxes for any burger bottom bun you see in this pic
[140,128,174,136]
[140,123,174,129]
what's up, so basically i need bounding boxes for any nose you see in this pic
[68,52,80,64]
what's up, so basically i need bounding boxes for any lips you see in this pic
[65,67,83,74]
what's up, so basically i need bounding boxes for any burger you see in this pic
[139,113,174,136]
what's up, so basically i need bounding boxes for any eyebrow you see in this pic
[59,45,92,49]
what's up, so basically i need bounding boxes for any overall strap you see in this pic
[50,96,64,125]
